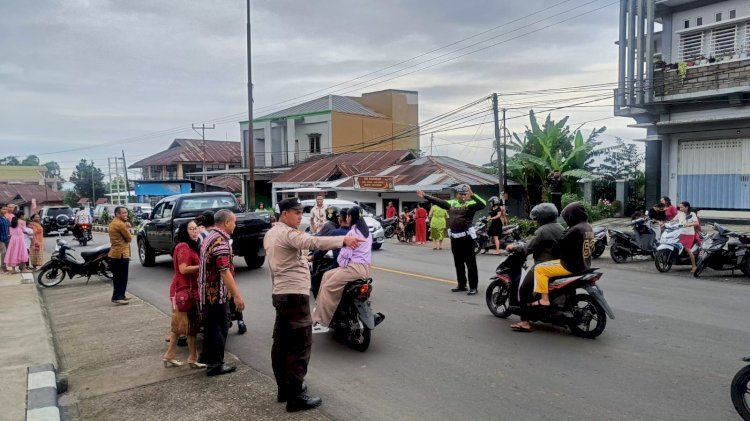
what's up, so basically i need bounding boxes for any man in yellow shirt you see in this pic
[108,206,132,305]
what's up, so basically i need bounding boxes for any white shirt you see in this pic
[75,209,91,225]
[678,211,697,235]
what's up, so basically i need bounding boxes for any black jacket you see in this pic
[423,194,486,232]
[524,222,564,264]
[559,203,595,274]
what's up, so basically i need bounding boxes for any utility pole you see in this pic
[192,123,215,187]
[114,155,120,204]
[492,93,504,195]
[107,157,113,201]
[91,163,96,205]
[121,150,130,205]
[502,108,508,193]
[430,133,434,156]
[246,0,256,210]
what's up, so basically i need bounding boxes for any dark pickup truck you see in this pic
[136,192,271,269]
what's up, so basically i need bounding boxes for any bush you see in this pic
[508,216,537,238]
[562,193,583,209]
[100,208,111,225]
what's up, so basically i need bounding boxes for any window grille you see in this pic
[679,31,704,60]
[710,24,738,57]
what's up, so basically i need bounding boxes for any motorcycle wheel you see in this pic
[384,225,395,239]
[568,294,607,339]
[741,259,750,277]
[348,315,371,352]
[485,279,512,318]
[693,257,707,278]
[37,265,66,288]
[98,260,114,280]
[610,243,628,263]
[731,365,750,421]
[474,240,482,255]
[592,241,605,259]
[654,249,673,273]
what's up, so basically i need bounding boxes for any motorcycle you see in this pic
[592,226,607,259]
[484,246,615,339]
[73,223,93,246]
[694,222,750,278]
[36,237,112,288]
[654,222,703,273]
[731,354,750,421]
[375,216,398,239]
[608,217,661,263]
[473,217,521,255]
[310,253,385,352]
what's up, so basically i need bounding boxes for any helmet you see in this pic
[454,184,470,194]
[488,196,500,206]
[529,203,558,225]
[325,206,339,223]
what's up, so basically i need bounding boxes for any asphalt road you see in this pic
[45,233,750,421]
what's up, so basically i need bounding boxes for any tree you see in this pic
[69,159,106,202]
[64,191,80,208]
[21,155,40,166]
[0,156,20,165]
[594,137,644,181]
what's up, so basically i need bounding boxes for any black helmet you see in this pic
[325,206,339,223]
[530,203,558,225]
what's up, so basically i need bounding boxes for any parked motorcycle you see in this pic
[731,354,750,421]
[310,253,385,351]
[608,217,661,263]
[592,226,607,259]
[484,246,615,339]
[375,216,398,239]
[654,222,702,273]
[73,223,93,246]
[474,217,521,255]
[36,237,112,288]
[693,223,750,278]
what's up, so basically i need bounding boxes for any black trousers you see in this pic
[450,236,479,289]
[228,296,244,322]
[109,258,129,301]
[551,193,563,215]
[271,294,312,396]
[203,301,229,366]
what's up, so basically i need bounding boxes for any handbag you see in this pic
[174,286,194,312]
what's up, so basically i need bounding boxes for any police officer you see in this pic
[264,198,363,412]
[417,184,486,295]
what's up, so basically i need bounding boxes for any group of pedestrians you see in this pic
[1,204,43,273]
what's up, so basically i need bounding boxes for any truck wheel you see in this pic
[244,255,265,269]
[138,238,156,267]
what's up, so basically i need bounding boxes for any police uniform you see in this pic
[264,198,345,407]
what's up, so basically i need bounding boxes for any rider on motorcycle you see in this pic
[531,202,594,308]
[506,203,564,332]
[73,205,92,239]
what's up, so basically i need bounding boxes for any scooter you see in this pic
[654,222,703,273]
[592,226,607,259]
[608,217,661,263]
[36,235,112,288]
[73,223,93,246]
[694,222,750,278]
[310,253,385,352]
[484,246,615,339]
[731,354,750,421]
[375,216,398,239]
[474,217,521,255]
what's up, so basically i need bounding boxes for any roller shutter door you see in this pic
[677,139,750,210]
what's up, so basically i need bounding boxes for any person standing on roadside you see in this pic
[417,185,486,295]
[28,214,44,270]
[264,198,363,412]
[414,203,428,245]
[199,209,245,376]
[0,207,9,272]
[309,194,326,234]
[428,202,447,250]
[108,206,132,305]
[548,171,564,215]
[385,201,396,219]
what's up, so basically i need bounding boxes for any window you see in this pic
[730,10,736,19]
[696,17,703,26]
[150,166,163,180]
[684,20,690,29]
[716,12,722,22]
[710,25,737,57]
[679,32,704,60]
[206,163,225,171]
[308,133,322,154]
[166,165,178,180]
[162,201,175,219]
[151,203,164,219]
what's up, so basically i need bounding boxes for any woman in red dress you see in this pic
[414,202,428,244]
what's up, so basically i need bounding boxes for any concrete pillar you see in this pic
[615,179,627,217]
[578,179,593,204]
[263,121,272,168]
[286,118,296,166]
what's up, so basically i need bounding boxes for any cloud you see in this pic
[0,0,640,177]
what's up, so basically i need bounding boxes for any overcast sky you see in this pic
[1,0,642,179]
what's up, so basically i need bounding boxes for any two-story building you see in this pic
[239,89,419,168]
[615,0,750,210]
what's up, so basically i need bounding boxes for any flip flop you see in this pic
[530,300,550,307]
[510,324,532,332]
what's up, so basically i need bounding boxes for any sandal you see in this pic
[530,299,550,307]
[510,323,532,332]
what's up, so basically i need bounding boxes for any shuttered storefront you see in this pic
[677,139,750,210]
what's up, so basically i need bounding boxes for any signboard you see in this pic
[354,176,394,191]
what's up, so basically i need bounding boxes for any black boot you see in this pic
[237,320,247,335]
[277,383,308,403]
[287,393,322,412]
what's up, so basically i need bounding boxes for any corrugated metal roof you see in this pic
[206,175,243,193]
[0,166,46,183]
[129,139,241,168]
[272,151,416,183]
[0,183,64,205]
[333,156,498,190]
[256,95,384,120]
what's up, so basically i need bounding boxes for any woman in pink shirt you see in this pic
[312,207,372,332]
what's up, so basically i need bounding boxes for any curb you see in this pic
[26,363,60,421]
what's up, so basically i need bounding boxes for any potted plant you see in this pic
[708,56,717,63]
[686,59,696,67]
[654,59,667,70]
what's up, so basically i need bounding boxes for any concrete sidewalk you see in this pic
[41,279,330,421]
[0,270,59,421]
